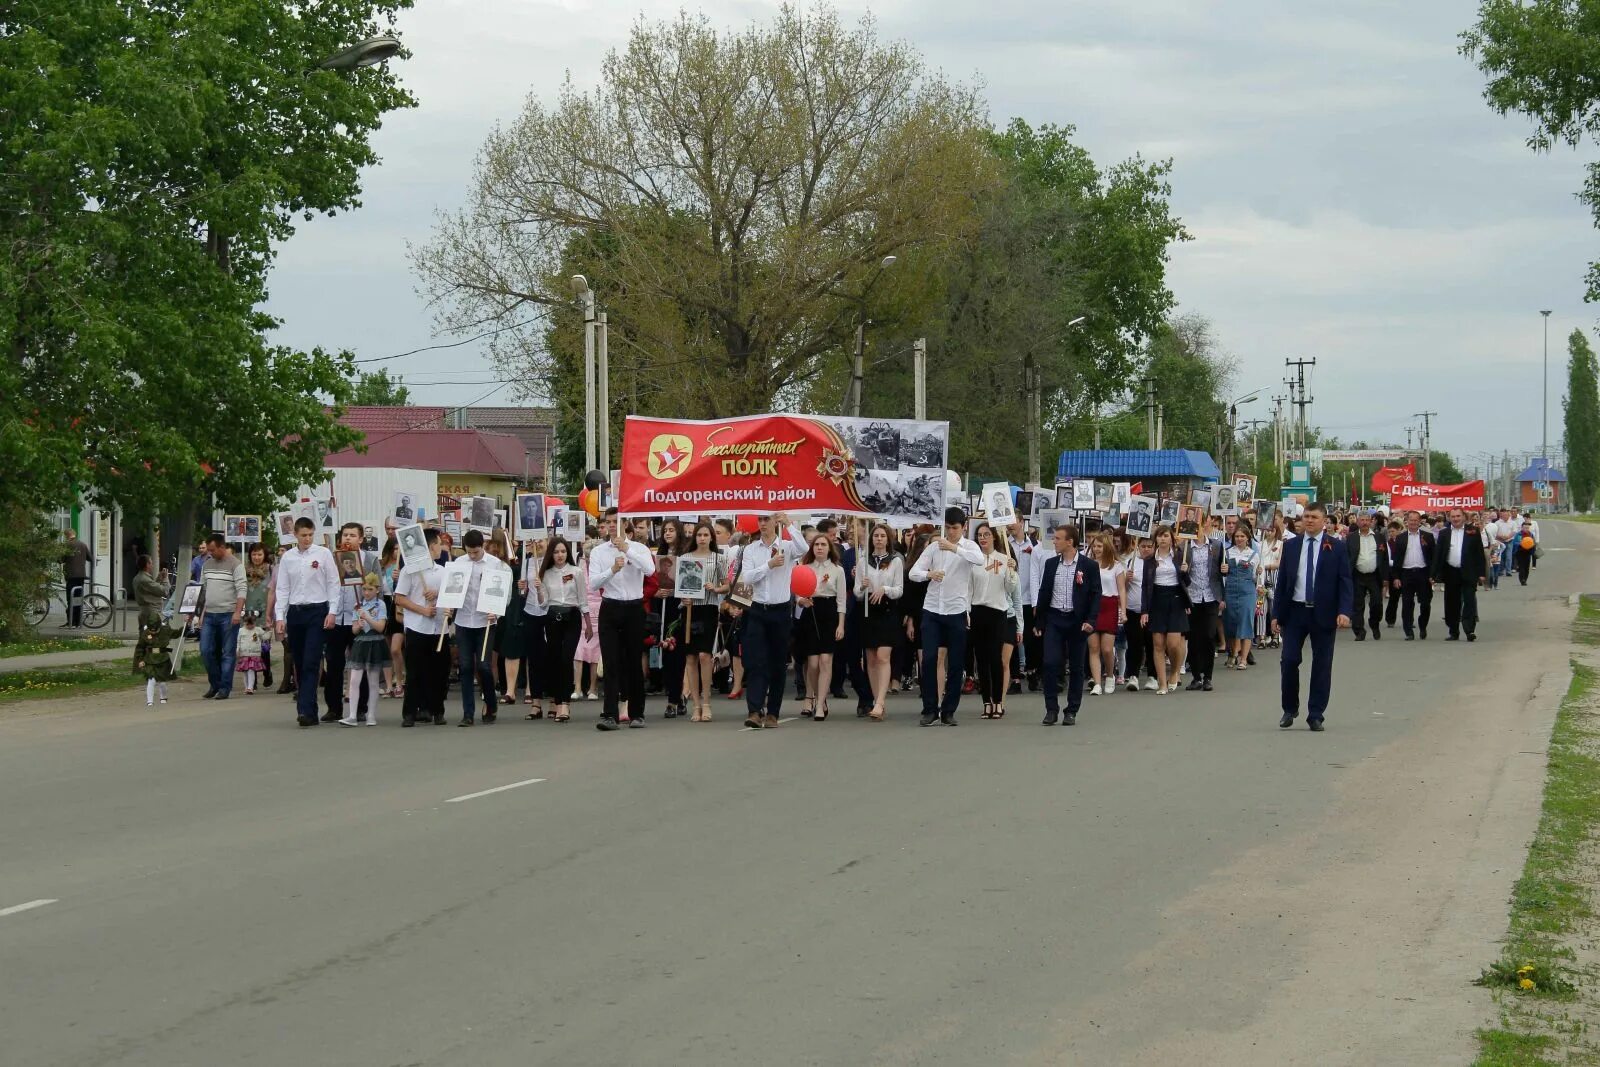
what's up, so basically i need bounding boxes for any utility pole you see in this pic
[913,337,927,421]
[1542,309,1553,464]
[1156,404,1165,450]
[1413,411,1437,482]
[1271,394,1288,471]
[1242,418,1269,474]
[846,322,867,417]
[597,310,610,471]
[1285,358,1316,452]
[573,277,597,473]
[1142,376,1157,449]
[1024,353,1038,489]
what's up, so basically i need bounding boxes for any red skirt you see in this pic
[1094,595,1120,633]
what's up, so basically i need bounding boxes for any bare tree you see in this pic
[413,4,994,419]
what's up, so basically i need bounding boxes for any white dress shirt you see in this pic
[1153,553,1180,587]
[588,538,656,600]
[968,551,1019,611]
[272,544,340,622]
[909,537,986,615]
[395,564,444,636]
[540,563,587,609]
[1011,537,1036,606]
[1402,533,1426,569]
[856,554,904,611]
[1446,526,1465,568]
[452,556,495,628]
[1354,532,1378,574]
[1292,532,1323,604]
[737,526,807,605]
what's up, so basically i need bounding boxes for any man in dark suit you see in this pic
[1432,507,1486,641]
[1033,524,1102,726]
[1344,511,1389,640]
[1388,510,1435,640]
[1271,503,1354,732]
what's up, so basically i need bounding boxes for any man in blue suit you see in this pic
[1033,524,1102,726]
[1271,502,1353,732]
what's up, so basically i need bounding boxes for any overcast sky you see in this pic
[265,0,1598,475]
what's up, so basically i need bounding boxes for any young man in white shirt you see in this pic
[1011,518,1041,691]
[909,506,986,726]
[733,510,806,730]
[394,527,447,727]
[273,517,340,727]
[588,507,658,731]
[448,529,502,726]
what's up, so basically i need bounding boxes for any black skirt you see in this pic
[684,601,716,654]
[860,599,903,649]
[794,599,840,657]
[1146,584,1189,635]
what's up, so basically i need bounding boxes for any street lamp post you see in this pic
[572,275,597,473]
[1226,390,1262,475]
[1542,309,1553,465]
[846,255,897,417]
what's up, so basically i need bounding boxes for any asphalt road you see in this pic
[2,523,1593,1066]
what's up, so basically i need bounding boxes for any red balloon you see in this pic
[544,495,564,507]
[735,513,760,534]
[578,488,600,518]
[790,565,817,598]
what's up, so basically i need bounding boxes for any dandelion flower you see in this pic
[1519,978,1535,991]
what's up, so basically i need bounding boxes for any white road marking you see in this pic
[0,899,58,918]
[445,778,546,803]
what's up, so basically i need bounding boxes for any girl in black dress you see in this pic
[855,523,903,720]
[795,532,846,720]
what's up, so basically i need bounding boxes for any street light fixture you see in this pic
[319,36,404,71]
[572,275,598,472]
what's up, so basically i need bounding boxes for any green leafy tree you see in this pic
[1462,2,1600,299]
[418,4,994,429]
[352,369,412,406]
[1,1,415,595]
[1565,328,1600,509]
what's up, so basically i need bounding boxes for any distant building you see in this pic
[1514,457,1565,511]
[1055,449,1222,498]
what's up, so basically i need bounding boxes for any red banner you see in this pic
[1388,480,1485,511]
[617,413,949,522]
[1371,464,1416,493]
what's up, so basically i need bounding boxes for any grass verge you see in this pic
[0,634,127,659]
[1474,600,1600,1064]
[0,662,156,705]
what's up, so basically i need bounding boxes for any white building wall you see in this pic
[288,467,439,533]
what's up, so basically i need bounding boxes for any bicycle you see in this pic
[27,579,114,630]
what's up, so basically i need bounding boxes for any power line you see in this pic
[352,313,551,365]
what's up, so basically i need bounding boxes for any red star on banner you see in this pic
[655,444,688,476]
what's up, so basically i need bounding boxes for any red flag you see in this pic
[1129,481,1143,496]
[1371,464,1416,493]
[1389,480,1485,511]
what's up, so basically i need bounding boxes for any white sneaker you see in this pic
[1144,678,1158,691]
[146,700,154,707]
[586,692,598,701]
[338,718,360,727]
[1089,682,1102,696]
[1127,679,1140,693]
[160,697,168,704]
[364,719,378,727]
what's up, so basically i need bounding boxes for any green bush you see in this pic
[0,514,59,644]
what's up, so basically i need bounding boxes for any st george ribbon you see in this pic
[617,414,950,524]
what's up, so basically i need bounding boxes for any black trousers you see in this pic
[969,604,1007,704]
[1515,546,1534,584]
[743,601,794,719]
[1398,569,1433,635]
[521,613,547,699]
[1186,601,1219,679]
[402,629,449,721]
[598,599,646,720]
[830,600,871,702]
[1123,610,1150,681]
[544,610,582,704]
[1384,574,1400,626]
[1022,604,1042,675]
[1441,567,1478,636]
[323,624,370,718]
[1351,571,1383,636]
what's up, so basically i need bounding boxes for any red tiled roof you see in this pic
[463,407,556,478]
[327,428,528,478]
[339,406,448,435]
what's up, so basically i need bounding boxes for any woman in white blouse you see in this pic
[968,522,1019,719]
[854,523,903,721]
[795,534,846,720]
[678,522,729,723]
[1259,519,1284,648]
[536,537,587,722]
